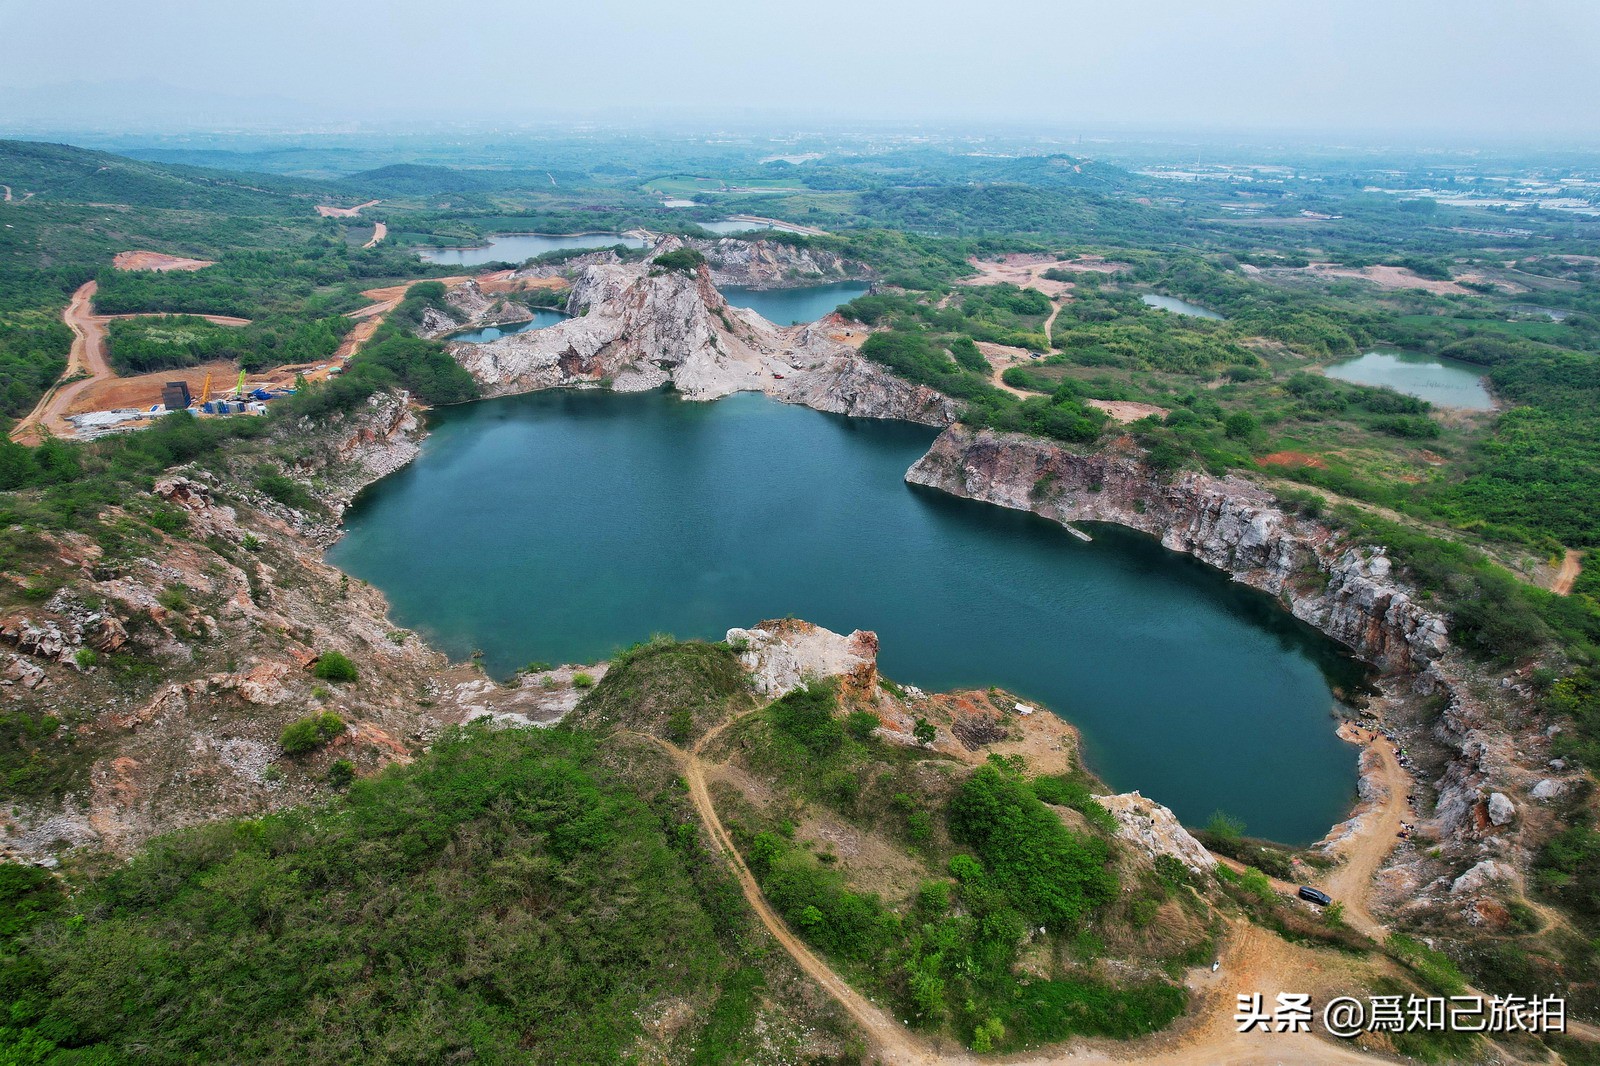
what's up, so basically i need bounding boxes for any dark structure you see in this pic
[161,381,192,410]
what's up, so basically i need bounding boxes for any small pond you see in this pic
[1141,293,1226,320]
[1324,350,1494,410]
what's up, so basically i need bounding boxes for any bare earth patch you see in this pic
[1302,262,1472,295]
[1086,399,1170,424]
[112,250,216,272]
[961,254,1075,296]
[1257,450,1328,469]
[315,199,381,218]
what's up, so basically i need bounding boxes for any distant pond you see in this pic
[418,233,647,266]
[1142,293,1225,320]
[1324,350,1494,410]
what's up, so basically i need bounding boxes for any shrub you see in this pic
[325,759,355,788]
[948,763,1116,930]
[312,650,358,683]
[572,672,595,689]
[652,248,707,274]
[845,710,879,741]
[279,712,346,756]
[155,586,190,612]
[769,682,843,756]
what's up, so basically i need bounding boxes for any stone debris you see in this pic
[1487,792,1516,827]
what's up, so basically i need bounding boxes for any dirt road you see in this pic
[363,221,387,249]
[2,184,11,202]
[9,283,252,444]
[1552,549,1583,596]
[977,341,1033,397]
[315,199,381,218]
[10,281,105,443]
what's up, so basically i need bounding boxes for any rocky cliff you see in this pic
[448,250,956,426]
[688,236,868,290]
[905,425,1448,673]
[0,396,594,861]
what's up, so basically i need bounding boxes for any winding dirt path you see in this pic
[635,713,1396,1065]
[2,184,11,202]
[10,281,105,444]
[363,221,387,249]
[1552,549,1583,596]
[9,283,252,444]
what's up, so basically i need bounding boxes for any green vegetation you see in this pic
[653,247,708,274]
[311,650,358,683]
[572,636,751,742]
[948,761,1116,930]
[106,313,351,374]
[724,680,1187,1050]
[0,726,784,1064]
[278,711,347,755]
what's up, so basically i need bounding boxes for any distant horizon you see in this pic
[2,0,1597,145]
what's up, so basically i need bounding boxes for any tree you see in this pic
[1223,412,1259,440]
[913,718,937,746]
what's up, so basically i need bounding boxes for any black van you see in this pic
[1298,886,1333,906]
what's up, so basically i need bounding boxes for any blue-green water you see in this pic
[331,390,1365,843]
[447,311,569,343]
[1324,350,1494,410]
[722,282,869,325]
[417,233,647,266]
[1141,293,1226,320]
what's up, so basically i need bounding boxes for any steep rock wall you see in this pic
[905,425,1448,673]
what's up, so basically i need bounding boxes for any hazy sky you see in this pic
[2,0,1598,139]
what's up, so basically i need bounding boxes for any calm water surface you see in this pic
[332,390,1365,843]
[418,233,647,266]
[447,311,569,343]
[1142,293,1226,320]
[722,281,869,325]
[1324,350,1493,410]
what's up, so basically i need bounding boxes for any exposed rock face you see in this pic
[1487,791,1516,826]
[687,236,869,290]
[447,250,956,427]
[905,425,1448,673]
[1095,791,1217,874]
[728,619,880,702]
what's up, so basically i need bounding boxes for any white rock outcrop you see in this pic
[1095,791,1216,873]
[727,619,880,701]
[448,245,957,426]
[1450,859,1520,896]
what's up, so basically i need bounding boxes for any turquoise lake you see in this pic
[330,389,1366,843]
[1324,350,1494,410]
[447,310,569,343]
[722,281,869,325]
